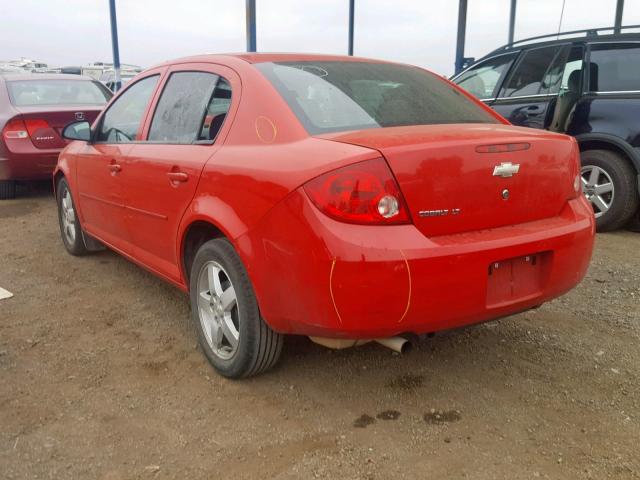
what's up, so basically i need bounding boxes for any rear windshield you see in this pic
[7,79,111,107]
[256,61,498,134]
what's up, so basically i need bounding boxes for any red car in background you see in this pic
[0,74,111,199]
[55,54,595,378]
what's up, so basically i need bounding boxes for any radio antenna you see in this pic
[557,0,567,39]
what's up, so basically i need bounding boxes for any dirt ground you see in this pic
[1,184,639,480]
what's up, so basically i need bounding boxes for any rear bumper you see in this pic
[0,150,60,181]
[239,189,595,338]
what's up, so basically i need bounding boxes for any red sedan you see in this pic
[0,74,111,199]
[55,54,595,378]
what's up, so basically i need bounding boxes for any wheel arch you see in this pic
[575,133,640,176]
[179,219,228,286]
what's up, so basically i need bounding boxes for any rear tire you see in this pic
[189,238,283,378]
[580,149,639,232]
[56,178,88,256]
[0,180,16,200]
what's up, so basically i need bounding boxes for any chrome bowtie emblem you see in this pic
[493,162,520,178]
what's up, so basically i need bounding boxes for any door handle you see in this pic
[526,105,543,113]
[167,171,188,183]
[109,163,122,173]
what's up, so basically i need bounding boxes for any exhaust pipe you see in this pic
[374,336,411,354]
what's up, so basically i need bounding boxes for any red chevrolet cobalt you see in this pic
[55,54,594,378]
[0,74,111,198]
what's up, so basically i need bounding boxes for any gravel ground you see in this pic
[1,185,639,479]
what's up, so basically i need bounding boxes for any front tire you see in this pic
[0,180,16,200]
[580,149,639,232]
[189,238,283,378]
[56,178,88,256]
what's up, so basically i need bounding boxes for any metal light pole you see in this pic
[108,0,122,91]
[454,0,468,75]
[348,0,355,56]
[246,0,257,52]
[508,0,517,45]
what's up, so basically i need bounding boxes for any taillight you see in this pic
[24,119,51,137]
[3,118,29,139]
[303,158,411,225]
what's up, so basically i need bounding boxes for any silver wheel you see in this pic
[60,188,77,244]
[197,261,239,360]
[581,165,614,218]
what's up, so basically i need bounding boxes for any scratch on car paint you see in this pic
[329,258,343,325]
[398,249,412,324]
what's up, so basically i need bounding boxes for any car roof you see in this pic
[485,30,640,59]
[149,52,394,70]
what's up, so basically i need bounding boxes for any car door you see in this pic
[75,73,160,252]
[491,44,570,129]
[121,64,237,283]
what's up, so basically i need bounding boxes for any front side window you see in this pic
[256,61,498,135]
[499,46,559,97]
[7,79,111,106]
[455,53,517,100]
[96,75,159,143]
[148,71,222,144]
[589,43,640,92]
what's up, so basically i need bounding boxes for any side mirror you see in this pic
[62,121,91,142]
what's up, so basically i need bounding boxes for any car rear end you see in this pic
[242,58,595,338]
[0,75,110,196]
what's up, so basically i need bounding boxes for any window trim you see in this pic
[496,42,571,100]
[587,41,640,94]
[92,73,162,144]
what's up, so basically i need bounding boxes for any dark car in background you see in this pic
[0,74,111,199]
[452,26,640,231]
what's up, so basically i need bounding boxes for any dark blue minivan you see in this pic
[452,26,640,231]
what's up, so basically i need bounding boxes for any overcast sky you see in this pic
[2,0,639,76]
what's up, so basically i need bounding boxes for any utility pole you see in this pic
[108,0,121,91]
[454,0,468,75]
[246,0,257,52]
[614,0,624,34]
[348,0,355,56]
[508,0,517,45]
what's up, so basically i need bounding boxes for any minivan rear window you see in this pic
[7,79,111,106]
[256,61,498,134]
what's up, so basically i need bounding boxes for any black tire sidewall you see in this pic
[189,238,262,378]
[580,150,639,232]
[56,178,87,255]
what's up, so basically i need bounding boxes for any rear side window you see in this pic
[455,53,517,99]
[96,75,159,143]
[149,72,231,144]
[7,79,111,106]
[499,46,559,97]
[256,61,497,135]
[589,43,640,92]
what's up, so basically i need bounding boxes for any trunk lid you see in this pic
[318,124,579,237]
[13,105,102,149]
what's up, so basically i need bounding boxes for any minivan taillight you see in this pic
[303,158,411,225]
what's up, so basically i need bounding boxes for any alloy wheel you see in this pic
[581,165,614,218]
[60,188,77,244]
[197,261,240,360]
